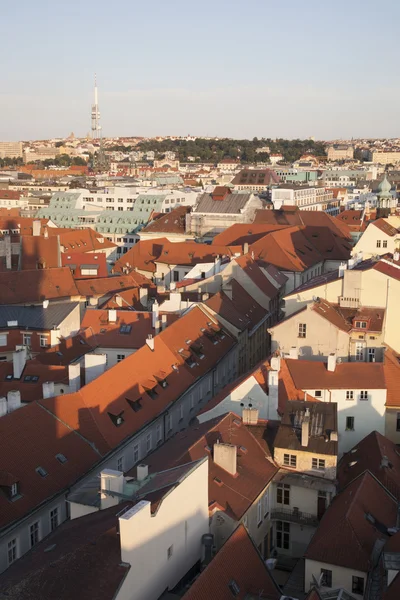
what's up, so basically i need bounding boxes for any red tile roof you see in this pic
[40,307,236,455]
[212,223,288,246]
[81,309,154,349]
[311,299,385,333]
[0,360,68,403]
[61,252,108,278]
[75,272,151,297]
[205,280,267,331]
[140,205,190,234]
[36,334,96,366]
[20,236,60,270]
[130,412,278,521]
[372,218,399,237]
[234,255,281,299]
[183,525,280,600]
[384,348,400,408]
[338,430,400,500]
[0,267,79,304]
[286,358,386,390]
[0,402,99,531]
[305,472,397,572]
[47,227,116,251]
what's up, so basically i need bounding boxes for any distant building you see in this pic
[327,144,354,161]
[271,185,339,215]
[231,168,281,192]
[368,149,400,165]
[0,141,22,159]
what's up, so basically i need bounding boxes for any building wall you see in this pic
[385,408,400,445]
[117,459,209,600]
[352,223,398,259]
[94,346,136,370]
[274,449,337,480]
[305,558,366,600]
[283,278,343,317]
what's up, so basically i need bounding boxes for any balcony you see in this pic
[271,507,319,527]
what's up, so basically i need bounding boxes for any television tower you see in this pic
[91,74,101,139]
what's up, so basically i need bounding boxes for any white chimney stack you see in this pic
[108,309,117,323]
[267,370,279,419]
[137,463,149,482]
[32,220,41,236]
[42,381,55,399]
[146,334,155,351]
[13,347,27,379]
[242,407,259,425]
[139,288,148,308]
[0,397,7,417]
[7,390,21,412]
[301,408,310,448]
[270,356,281,372]
[327,353,337,372]
[213,442,237,476]
[115,294,123,307]
[43,299,49,309]
[100,469,125,510]
[68,363,81,392]
[289,346,298,360]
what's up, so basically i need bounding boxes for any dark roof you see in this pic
[183,525,280,600]
[205,280,267,332]
[231,168,281,187]
[274,400,338,456]
[305,472,397,572]
[0,302,79,330]
[193,191,253,214]
[0,268,79,305]
[0,503,130,600]
[141,205,190,234]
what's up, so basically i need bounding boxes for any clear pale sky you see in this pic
[1,0,399,140]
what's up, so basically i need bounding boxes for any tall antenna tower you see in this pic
[91,74,101,139]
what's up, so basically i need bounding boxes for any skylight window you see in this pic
[36,467,48,478]
[56,454,67,464]
[119,324,132,334]
[126,398,142,412]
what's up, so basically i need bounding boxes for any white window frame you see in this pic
[117,456,124,471]
[257,499,262,525]
[146,432,152,452]
[133,443,139,463]
[298,323,307,338]
[156,422,162,443]
[39,334,49,348]
[346,390,354,400]
[50,507,59,532]
[29,521,40,548]
[7,538,18,566]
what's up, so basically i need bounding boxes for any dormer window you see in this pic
[10,483,18,498]
[108,411,125,426]
[355,321,367,329]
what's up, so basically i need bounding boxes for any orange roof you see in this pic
[305,471,397,572]
[40,307,236,454]
[372,218,399,237]
[0,360,68,403]
[384,348,400,407]
[75,272,152,297]
[183,525,280,600]
[205,280,267,332]
[0,402,99,531]
[47,227,116,252]
[141,205,190,235]
[61,252,108,278]
[286,358,386,390]
[81,309,154,349]
[0,217,49,236]
[0,267,79,304]
[212,223,288,246]
[20,236,60,270]
[234,255,281,299]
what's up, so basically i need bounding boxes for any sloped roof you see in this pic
[233,255,281,299]
[141,205,190,234]
[40,307,236,455]
[205,280,267,332]
[193,191,253,214]
[0,402,100,532]
[20,236,60,270]
[286,358,386,390]
[384,348,400,408]
[305,472,397,572]
[129,412,278,522]
[212,223,288,246]
[81,309,154,350]
[0,302,79,330]
[183,524,280,600]
[75,272,151,297]
[0,268,79,304]
[61,252,108,279]
[338,430,400,501]
[0,360,68,403]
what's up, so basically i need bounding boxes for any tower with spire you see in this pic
[91,74,101,139]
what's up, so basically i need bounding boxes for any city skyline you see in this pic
[1,0,399,140]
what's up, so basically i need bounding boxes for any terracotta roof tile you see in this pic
[141,205,190,234]
[81,309,154,349]
[61,252,108,278]
[234,255,281,299]
[305,472,397,572]
[183,524,280,600]
[286,358,386,390]
[384,348,400,408]
[20,236,60,270]
[0,267,79,304]
[205,280,267,331]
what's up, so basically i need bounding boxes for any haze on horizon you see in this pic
[1,0,399,141]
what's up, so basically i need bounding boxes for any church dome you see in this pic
[378,174,391,194]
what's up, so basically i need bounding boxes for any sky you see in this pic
[1,0,399,141]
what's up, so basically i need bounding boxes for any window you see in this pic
[10,482,18,497]
[117,456,124,471]
[117,354,125,363]
[312,458,325,470]
[0,334,8,346]
[383,240,388,248]
[346,416,355,431]
[355,321,367,329]
[360,390,368,400]
[146,432,152,452]
[397,412,400,432]
[277,484,290,505]
[298,323,307,338]
[189,394,195,411]
[257,499,262,525]
[30,521,40,548]
[40,334,48,348]
[355,342,364,361]
[321,568,332,587]
[156,422,162,443]
[7,539,17,565]
[376,240,381,248]
[173,271,179,282]
[368,348,375,362]
[352,576,364,595]
[133,443,139,463]
[283,454,297,468]
[167,545,173,559]
[314,390,322,398]
[263,490,269,517]
[179,404,184,422]
[167,413,173,433]
[276,521,290,550]
[50,507,59,532]
[23,333,31,346]
[346,390,354,400]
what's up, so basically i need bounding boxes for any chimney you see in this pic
[42,381,55,399]
[146,334,155,351]
[161,313,168,330]
[137,463,149,481]
[330,431,338,442]
[83,353,107,384]
[5,235,11,270]
[213,442,237,476]
[13,347,27,379]
[170,282,176,291]
[267,370,279,419]
[152,301,160,331]
[115,294,123,307]
[43,299,49,309]
[139,288,148,308]
[243,242,249,255]
[7,390,21,412]
[242,407,259,425]
[0,397,7,417]
[32,220,41,236]
[100,469,125,510]
[270,356,281,372]
[301,408,310,448]
[394,251,400,262]
[289,346,298,360]
[202,292,210,301]
[108,309,117,323]
[43,226,49,239]
[327,353,337,372]
[68,363,81,392]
